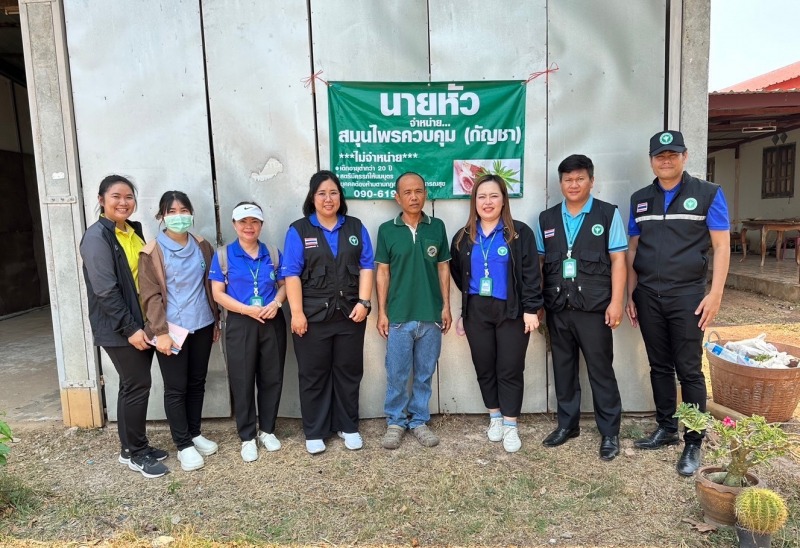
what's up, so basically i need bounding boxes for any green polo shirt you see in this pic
[375,212,450,323]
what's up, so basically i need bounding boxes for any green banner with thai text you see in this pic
[328,81,526,200]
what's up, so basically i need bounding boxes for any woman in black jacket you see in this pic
[79,175,168,478]
[450,174,543,453]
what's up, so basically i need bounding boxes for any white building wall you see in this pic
[710,130,800,250]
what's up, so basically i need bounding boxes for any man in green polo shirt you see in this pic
[376,172,452,449]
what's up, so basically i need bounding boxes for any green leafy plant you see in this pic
[475,160,520,189]
[674,403,798,487]
[735,487,789,535]
[0,414,12,467]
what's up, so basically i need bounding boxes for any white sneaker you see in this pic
[241,439,258,462]
[502,425,522,453]
[338,431,363,450]
[258,431,282,452]
[177,446,205,471]
[192,435,218,456]
[306,439,326,454]
[487,417,503,442]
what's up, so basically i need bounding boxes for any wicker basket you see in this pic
[707,340,800,423]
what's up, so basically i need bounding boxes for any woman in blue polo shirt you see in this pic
[450,174,543,453]
[209,202,286,463]
[283,170,374,455]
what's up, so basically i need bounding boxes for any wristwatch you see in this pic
[357,299,372,309]
[272,300,282,308]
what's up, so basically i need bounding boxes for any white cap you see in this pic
[232,203,264,222]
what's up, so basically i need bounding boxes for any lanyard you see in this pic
[479,230,499,277]
[563,213,585,259]
[248,258,262,296]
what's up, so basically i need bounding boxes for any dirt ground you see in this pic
[1,287,799,547]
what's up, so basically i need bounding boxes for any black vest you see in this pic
[291,216,363,322]
[630,172,720,296]
[539,199,616,313]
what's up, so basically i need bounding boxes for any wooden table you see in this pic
[740,220,800,266]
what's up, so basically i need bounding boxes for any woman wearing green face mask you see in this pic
[139,190,221,472]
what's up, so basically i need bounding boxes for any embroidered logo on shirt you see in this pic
[426,245,437,257]
[683,197,698,211]
[497,246,508,256]
[544,228,555,239]
[200,260,205,270]
[304,238,318,248]
[636,202,648,213]
[349,235,359,246]
[592,224,604,236]
[270,270,276,280]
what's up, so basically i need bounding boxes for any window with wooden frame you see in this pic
[706,156,715,182]
[762,144,795,198]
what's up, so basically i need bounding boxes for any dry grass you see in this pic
[1,288,799,547]
[1,414,799,547]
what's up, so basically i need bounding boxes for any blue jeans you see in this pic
[384,321,442,429]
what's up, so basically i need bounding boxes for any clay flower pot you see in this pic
[695,465,763,527]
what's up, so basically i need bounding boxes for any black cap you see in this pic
[649,130,687,156]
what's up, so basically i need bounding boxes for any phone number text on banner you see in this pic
[328,81,526,200]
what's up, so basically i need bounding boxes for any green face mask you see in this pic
[164,214,193,234]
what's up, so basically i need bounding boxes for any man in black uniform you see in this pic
[536,154,626,461]
[626,130,730,476]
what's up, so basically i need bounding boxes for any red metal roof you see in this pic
[719,61,800,92]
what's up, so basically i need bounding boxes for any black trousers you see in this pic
[293,314,365,438]
[463,296,530,417]
[546,308,622,436]
[225,310,287,441]
[104,344,155,457]
[156,323,215,450]
[633,287,706,444]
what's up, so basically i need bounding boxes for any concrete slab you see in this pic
[0,306,62,424]
[717,253,800,302]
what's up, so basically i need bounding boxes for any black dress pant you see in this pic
[546,308,622,436]
[463,295,530,417]
[633,287,706,443]
[293,314,366,439]
[104,344,155,457]
[225,310,287,442]
[156,323,215,450]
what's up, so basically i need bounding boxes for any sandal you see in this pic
[411,424,439,447]
[381,425,405,450]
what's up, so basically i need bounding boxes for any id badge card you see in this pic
[249,295,264,307]
[562,258,577,279]
[479,276,493,296]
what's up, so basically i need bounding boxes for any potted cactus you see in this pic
[734,487,789,548]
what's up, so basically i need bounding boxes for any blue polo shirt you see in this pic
[282,213,374,277]
[468,220,509,299]
[208,239,282,305]
[536,196,628,253]
[628,183,730,236]
[157,231,215,331]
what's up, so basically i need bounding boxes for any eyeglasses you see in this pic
[315,191,340,199]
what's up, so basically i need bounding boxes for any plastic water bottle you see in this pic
[703,341,754,366]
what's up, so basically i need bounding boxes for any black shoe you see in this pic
[599,435,620,461]
[634,427,680,449]
[128,453,169,478]
[120,446,168,464]
[677,444,702,476]
[542,427,580,447]
[146,446,169,461]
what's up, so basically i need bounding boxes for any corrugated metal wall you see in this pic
[63,0,666,420]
